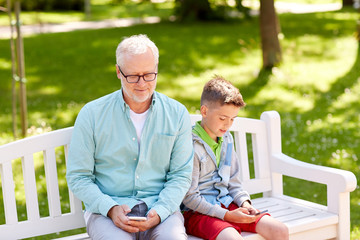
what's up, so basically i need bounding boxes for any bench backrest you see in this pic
[0,127,85,239]
[0,113,277,239]
[190,114,272,195]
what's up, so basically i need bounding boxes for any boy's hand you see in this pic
[241,201,258,215]
[224,207,257,223]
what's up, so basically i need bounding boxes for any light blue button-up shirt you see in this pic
[66,90,194,221]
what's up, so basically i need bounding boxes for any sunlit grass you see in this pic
[274,0,341,3]
[0,0,175,26]
[0,6,359,239]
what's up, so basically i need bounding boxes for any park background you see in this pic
[0,0,359,239]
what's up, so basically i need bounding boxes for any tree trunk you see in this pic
[259,0,282,69]
[15,1,28,137]
[85,0,91,19]
[342,0,353,7]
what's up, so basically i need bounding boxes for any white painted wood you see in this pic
[44,147,62,217]
[0,161,18,224]
[0,212,86,239]
[251,129,270,179]
[0,112,356,240]
[234,130,250,181]
[21,154,40,221]
[54,233,91,240]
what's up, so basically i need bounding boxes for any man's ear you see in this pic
[200,105,208,117]
[115,64,121,79]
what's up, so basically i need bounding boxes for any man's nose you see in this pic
[136,76,147,85]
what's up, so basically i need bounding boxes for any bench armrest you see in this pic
[271,153,357,194]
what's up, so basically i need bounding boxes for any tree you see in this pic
[175,0,250,21]
[342,0,353,7]
[175,0,213,21]
[259,0,282,68]
[235,0,251,18]
[175,0,282,69]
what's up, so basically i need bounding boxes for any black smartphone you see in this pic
[255,210,268,215]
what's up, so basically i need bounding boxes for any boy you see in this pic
[182,76,289,240]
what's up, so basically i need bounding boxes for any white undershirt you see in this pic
[129,108,149,146]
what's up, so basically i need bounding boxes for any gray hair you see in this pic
[116,34,159,67]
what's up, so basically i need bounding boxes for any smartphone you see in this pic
[128,216,147,221]
[255,210,268,216]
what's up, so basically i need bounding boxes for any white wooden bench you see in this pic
[0,111,357,240]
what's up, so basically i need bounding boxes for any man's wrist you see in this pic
[107,205,119,218]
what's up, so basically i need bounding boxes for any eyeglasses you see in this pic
[118,65,157,83]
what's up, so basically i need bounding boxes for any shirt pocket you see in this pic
[148,133,176,168]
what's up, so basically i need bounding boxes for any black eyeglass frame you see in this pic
[117,64,158,83]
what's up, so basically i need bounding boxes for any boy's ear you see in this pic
[200,105,208,117]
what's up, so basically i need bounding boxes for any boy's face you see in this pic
[200,102,240,141]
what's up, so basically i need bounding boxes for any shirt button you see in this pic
[134,158,137,161]
[136,175,139,179]
[132,137,136,141]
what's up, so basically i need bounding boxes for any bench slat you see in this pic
[234,130,250,180]
[0,161,18,224]
[22,154,41,221]
[0,212,86,239]
[54,233,91,240]
[43,148,62,217]
[0,128,74,163]
[242,178,272,195]
[288,224,337,240]
[251,130,270,179]
[252,197,338,237]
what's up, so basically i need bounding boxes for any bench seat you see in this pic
[54,196,339,240]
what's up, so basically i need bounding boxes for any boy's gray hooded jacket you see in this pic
[182,131,251,220]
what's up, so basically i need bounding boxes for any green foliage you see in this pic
[174,0,248,21]
[0,1,174,25]
[0,6,359,239]
[0,0,84,11]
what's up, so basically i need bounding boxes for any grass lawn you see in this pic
[0,4,359,240]
[276,0,341,3]
[0,0,346,26]
[0,0,175,26]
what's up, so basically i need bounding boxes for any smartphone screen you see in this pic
[128,216,147,221]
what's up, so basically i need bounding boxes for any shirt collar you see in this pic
[192,121,223,149]
[118,89,157,112]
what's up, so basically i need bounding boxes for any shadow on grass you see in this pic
[309,41,360,117]
[239,68,272,102]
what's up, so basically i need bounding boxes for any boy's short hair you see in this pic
[201,75,246,108]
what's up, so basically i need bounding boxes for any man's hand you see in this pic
[224,207,257,223]
[107,205,140,233]
[128,209,161,232]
